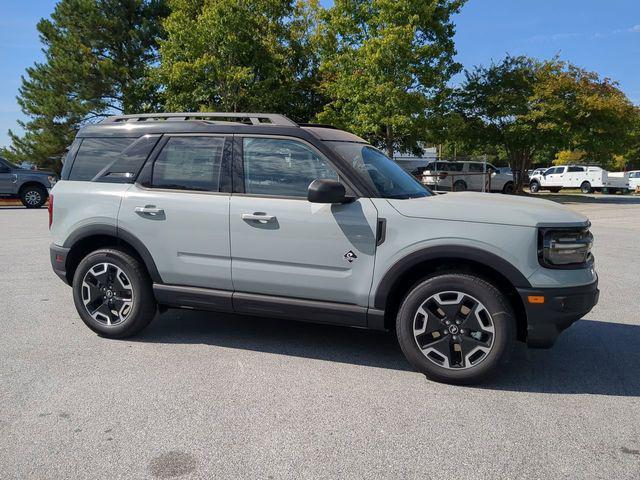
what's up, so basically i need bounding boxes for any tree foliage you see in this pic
[4,0,168,171]
[316,0,465,157]
[452,55,638,190]
[157,0,323,122]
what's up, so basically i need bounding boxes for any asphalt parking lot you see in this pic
[1,198,639,479]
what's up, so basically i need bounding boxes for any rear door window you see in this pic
[151,136,225,192]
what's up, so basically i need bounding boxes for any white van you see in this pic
[626,170,640,192]
[418,161,515,194]
[529,165,629,194]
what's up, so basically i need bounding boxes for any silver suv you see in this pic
[49,112,599,384]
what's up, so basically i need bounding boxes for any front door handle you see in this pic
[241,213,276,224]
[135,205,164,216]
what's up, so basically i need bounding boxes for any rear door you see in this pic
[118,135,233,291]
[229,135,378,313]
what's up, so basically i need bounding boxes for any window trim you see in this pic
[232,134,360,200]
[136,133,232,194]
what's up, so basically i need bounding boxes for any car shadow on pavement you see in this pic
[136,309,413,372]
[483,318,640,397]
[136,312,639,396]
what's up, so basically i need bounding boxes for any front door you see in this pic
[0,160,15,194]
[229,136,378,308]
[118,135,232,290]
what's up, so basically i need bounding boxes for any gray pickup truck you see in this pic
[0,157,57,208]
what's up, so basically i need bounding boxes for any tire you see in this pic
[72,248,157,338]
[20,184,47,208]
[580,181,592,194]
[396,273,516,385]
[529,180,540,193]
[452,180,467,192]
[502,181,514,194]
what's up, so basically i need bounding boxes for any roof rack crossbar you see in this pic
[101,112,297,127]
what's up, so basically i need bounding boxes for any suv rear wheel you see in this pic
[396,273,515,384]
[72,248,157,338]
[20,184,47,208]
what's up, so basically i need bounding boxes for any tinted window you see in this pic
[568,166,584,172]
[328,142,431,199]
[69,138,136,181]
[152,136,225,192]
[468,163,485,172]
[243,138,339,197]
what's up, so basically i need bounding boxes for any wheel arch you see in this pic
[18,181,48,196]
[62,224,161,285]
[374,246,531,341]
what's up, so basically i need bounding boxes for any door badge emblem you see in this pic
[344,250,358,263]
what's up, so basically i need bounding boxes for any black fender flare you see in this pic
[373,245,532,310]
[62,223,162,283]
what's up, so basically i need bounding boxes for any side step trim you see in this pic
[153,283,372,328]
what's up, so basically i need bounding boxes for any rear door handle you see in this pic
[241,213,276,224]
[135,206,164,216]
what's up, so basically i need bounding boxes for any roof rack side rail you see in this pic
[101,112,298,127]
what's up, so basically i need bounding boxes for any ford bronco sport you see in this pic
[49,112,599,384]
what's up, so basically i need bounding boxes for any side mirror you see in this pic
[308,179,347,204]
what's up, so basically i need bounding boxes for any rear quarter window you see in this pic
[68,136,159,182]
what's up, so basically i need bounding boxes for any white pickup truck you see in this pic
[529,165,630,194]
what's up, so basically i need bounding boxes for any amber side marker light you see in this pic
[527,295,545,304]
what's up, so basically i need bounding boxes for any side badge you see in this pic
[344,250,358,263]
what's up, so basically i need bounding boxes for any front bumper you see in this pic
[50,243,71,285]
[517,280,599,348]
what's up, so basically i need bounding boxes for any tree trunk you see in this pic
[512,149,533,193]
[385,124,394,159]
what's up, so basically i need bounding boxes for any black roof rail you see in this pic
[101,112,298,127]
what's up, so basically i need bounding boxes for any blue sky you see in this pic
[1,0,639,149]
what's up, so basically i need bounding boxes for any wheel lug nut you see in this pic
[456,320,461,325]
[445,320,451,325]
[460,329,465,334]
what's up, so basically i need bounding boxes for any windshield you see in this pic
[0,158,20,169]
[327,142,431,199]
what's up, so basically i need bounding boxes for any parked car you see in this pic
[49,112,598,385]
[0,157,57,208]
[418,160,515,194]
[628,170,640,192]
[529,165,629,193]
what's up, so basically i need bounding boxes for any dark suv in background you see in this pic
[0,157,57,208]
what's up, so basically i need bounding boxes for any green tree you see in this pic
[4,0,168,171]
[157,0,323,122]
[316,0,465,157]
[453,55,638,191]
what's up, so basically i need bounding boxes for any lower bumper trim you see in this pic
[518,280,599,348]
[50,243,70,285]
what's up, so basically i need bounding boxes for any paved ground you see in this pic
[0,199,639,479]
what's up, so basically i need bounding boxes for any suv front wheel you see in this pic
[72,248,157,338]
[396,273,515,384]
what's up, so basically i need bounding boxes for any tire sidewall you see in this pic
[529,181,539,193]
[581,182,591,194]
[453,180,467,192]
[396,274,515,384]
[21,185,47,208]
[72,249,153,337]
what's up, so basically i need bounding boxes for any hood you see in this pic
[18,168,56,177]
[387,192,589,228]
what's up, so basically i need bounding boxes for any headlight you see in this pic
[538,226,593,268]
[47,175,57,186]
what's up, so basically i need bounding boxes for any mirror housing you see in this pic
[308,179,347,204]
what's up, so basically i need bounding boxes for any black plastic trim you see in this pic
[61,223,163,284]
[233,292,368,327]
[50,243,71,284]
[373,245,532,310]
[518,280,599,348]
[153,284,233,312]
[376,218,386,246]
